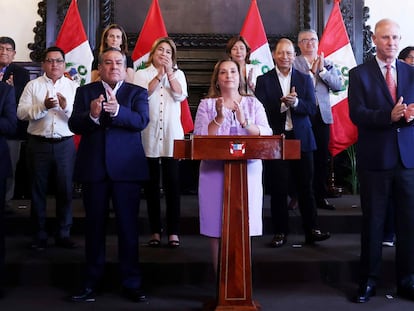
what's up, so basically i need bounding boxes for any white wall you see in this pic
[0,0,39,61]
[365,0,414,53]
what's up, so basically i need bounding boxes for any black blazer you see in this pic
[2,63,30,139]
[0,82,17,178]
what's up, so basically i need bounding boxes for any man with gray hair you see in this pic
[294,29,343,211]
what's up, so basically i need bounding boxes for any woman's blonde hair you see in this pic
[146,37,177,68]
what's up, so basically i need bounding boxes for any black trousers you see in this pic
[311,108,330,202]
[0,179,5,288]
[144,157,181,236]
[266,150,318,235]
[359,163,414,285]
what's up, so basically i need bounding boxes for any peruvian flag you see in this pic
[240,0,274,74]
[132,0,193,133]
[132,0,167,71]
[318,0,358,156]
[55,0,93,86]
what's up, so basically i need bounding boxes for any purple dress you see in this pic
[193,96,272,237]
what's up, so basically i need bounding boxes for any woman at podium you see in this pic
[193,59,272,272]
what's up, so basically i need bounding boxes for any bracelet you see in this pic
[213,118,223,126]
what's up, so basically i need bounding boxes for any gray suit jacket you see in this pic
[294,55,343,124]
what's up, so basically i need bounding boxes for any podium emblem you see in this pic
[229,141,246,157]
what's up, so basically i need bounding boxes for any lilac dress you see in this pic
[193,96,272,237]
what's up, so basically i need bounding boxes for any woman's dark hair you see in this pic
[398,46,414,60]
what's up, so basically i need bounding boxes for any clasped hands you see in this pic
[311,52,325,74]
[157,54,174,77]
[90,90,119,118]
[215,97,245,125]
[391,96,414,123]
[280,86,297,109]
[44,90,67,110]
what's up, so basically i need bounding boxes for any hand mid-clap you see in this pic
[45,90,68,110]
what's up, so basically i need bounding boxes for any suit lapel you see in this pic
[370,59,395,106]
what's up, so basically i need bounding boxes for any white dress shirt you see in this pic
[276,66,297,131]
[17,74,78,138]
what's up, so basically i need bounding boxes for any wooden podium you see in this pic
[174,135,300,310]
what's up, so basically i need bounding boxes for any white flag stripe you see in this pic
[63,42,93,86]
[134,52,150,72]
[326,43,357,107]
[250,43,274,74]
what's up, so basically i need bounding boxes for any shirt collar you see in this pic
[275,65,293,78]
[376,57,396,69]
[101,80,124,97]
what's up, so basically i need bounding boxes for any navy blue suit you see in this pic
[0,82,17,289]
[255,67,318,235]
[1,63,30,139]
[349,59,414,287]
[69,81,149,290]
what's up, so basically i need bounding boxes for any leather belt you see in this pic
[29,134,73,143]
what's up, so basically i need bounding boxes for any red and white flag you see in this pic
[240,0,274,74]
[55,0,93,86]
[318,0,358,156]
[132,0,193,133]
[132,0,167,71]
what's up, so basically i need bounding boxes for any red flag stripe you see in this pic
[132,0,167,62]
[317,1,349,56]
[318,0,358,156]
[240,0,268,51]
[329,99,358,156]
[55,0,88,53]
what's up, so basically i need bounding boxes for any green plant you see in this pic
[345,144,359,194]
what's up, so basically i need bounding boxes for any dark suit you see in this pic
[255,67,318,235]
[2,63,30,203]
[1,63,30,139]
[349,58,414,287]
[69,81,149,290]
[0,82,17,289]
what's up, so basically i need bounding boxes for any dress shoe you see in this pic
[121,287,147,302]
[269,233,287,248]
[31,239,47,251]
[288,197,298,210]
[305,229,330,244]
[317,198,335,210]
[354,284,376,303]
[55,237,77,249]
[71,287,96,302]
[397,284,414,301]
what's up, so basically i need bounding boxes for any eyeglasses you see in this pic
[44,58,65,64]
[299,38,318,44]
[0,47,14,52]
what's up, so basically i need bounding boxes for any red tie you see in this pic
[385,64,397,103]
